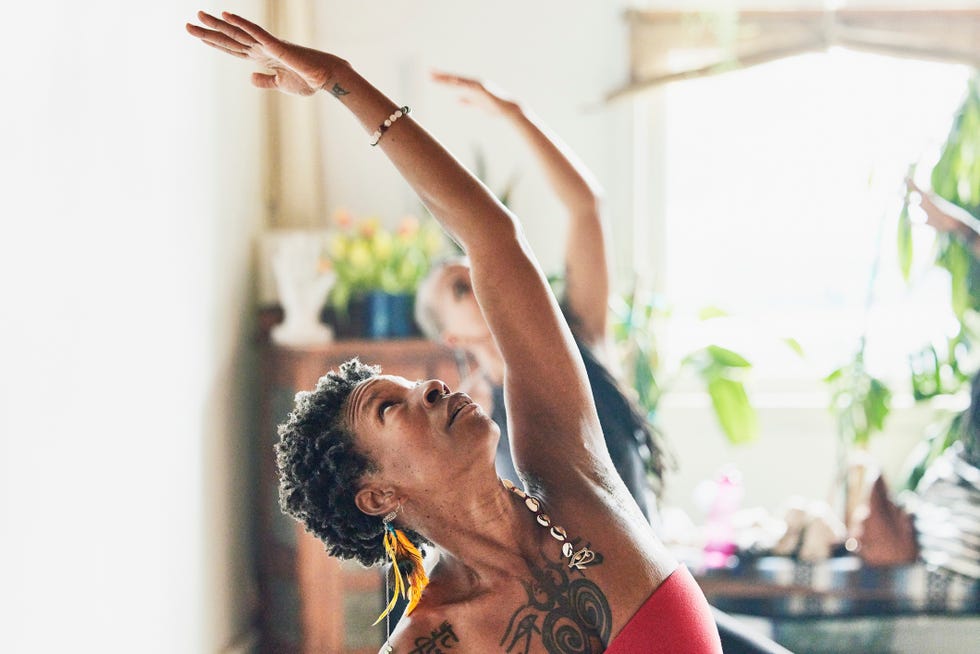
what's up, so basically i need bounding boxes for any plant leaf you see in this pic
[706,377,758,444]
[782,337,805,358]
[705,345,752,368]
[698,306,729,320]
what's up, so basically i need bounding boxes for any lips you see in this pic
[447,393,473,427]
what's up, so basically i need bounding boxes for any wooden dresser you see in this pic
[258,339,461,653]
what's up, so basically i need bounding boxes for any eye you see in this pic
[378,400,395,421]
[451,279,471,299]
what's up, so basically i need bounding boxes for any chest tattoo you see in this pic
[500,551,611,654]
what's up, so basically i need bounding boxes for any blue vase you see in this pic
[366,291,415,339]
[387,293,415,337]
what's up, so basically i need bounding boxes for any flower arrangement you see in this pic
[326,209,448,314]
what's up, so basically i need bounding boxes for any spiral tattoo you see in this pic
[500,553,611,654]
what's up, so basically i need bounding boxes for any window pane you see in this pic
[661,50,971,382]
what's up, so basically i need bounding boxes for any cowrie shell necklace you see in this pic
[501,478,598,570]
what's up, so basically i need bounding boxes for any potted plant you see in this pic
[326,210,448,339]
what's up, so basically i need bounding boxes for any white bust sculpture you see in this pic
[271,234,336,347]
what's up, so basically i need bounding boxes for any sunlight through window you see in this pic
[659,49,971,385]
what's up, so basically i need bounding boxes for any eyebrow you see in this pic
[347,380,378,429]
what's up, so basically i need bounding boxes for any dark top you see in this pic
[491,338,655,519]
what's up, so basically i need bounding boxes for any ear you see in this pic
[354,483,399,518]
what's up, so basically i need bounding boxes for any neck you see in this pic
[402,473,534,591]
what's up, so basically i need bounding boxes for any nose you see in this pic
[419,379,450,407]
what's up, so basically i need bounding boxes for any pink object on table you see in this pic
[702,469,743,568]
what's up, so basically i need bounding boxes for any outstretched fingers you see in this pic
[431,70,480,89]
[185,22,250,55]
[431,70,506,108]
[222,12,279,47]
[197,11,258,48]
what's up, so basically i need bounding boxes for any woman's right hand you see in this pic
[186,11,344,96]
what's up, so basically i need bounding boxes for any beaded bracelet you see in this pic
[370,106,411,146]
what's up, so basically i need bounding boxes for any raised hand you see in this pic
[907,177,970,234]
[186,11,342,96]
[430,71,518,116]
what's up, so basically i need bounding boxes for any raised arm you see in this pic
[908,178,980,257]
[432,72,612,347]
[187,12,606,478]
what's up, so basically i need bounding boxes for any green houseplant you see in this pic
[611,289,760,446]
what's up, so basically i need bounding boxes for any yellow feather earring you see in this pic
[374,508,429,627]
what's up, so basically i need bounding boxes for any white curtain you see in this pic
[0,2,264,651]
[265,0,329,228]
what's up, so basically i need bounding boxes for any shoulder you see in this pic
[385,586,513,653]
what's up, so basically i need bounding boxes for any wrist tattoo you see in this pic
[329,83,350,98]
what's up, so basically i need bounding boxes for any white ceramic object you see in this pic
[270,234,336,347]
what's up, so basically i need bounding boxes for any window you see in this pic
[653,50,971,386]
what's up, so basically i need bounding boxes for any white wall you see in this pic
[0,2,263,652]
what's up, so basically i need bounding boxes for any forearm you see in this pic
[502,104,611,341]
[327,63,572,358]
[327,63,513,249]
[504,103,604,217]
[935,196,980,249]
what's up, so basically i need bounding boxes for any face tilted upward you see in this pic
[345,374,499,495]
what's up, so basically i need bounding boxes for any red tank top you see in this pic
[604,565,722,653]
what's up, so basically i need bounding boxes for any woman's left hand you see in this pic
[430,71,518,116]
[186,11,343,96]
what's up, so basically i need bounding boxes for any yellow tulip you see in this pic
[348,241,371,270]
[373,230,394,260]
[329,234,348,260]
